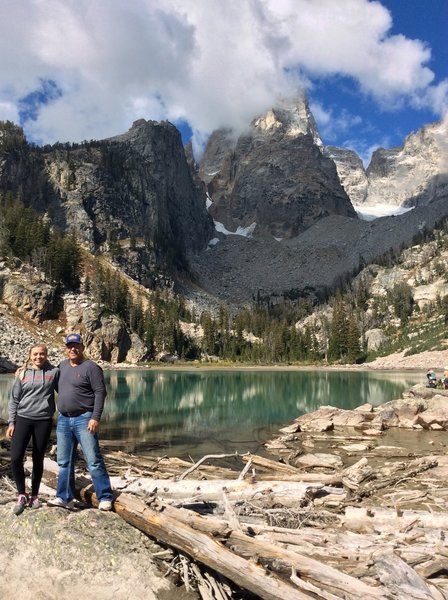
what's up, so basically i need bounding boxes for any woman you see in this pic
[7,344,59,515]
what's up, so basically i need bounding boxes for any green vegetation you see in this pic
[88,258,192,360]
[0,192,81,289]
[0,121,27,151]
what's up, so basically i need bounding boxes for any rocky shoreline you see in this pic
[2,383,448,599]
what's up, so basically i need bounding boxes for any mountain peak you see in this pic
[253,96,323,146]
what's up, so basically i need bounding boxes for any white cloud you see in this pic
[310,101,363,142]
[0,0,445,145]
[0,101,19,124]
[413,79,448,116]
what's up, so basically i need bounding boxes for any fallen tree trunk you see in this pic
[375,551,441,600]
[37,446,447,600]
[37,461,314,598]
[344,506,448,532]
[114,494,313,600]
[240,454,343,483]
[156,503,388,600]
[39,461,384,599]
[109,475,342,507]
[346,457,438,500]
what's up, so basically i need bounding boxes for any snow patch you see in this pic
[354,203,414,221]
[214,221,257,237]
[206,191,256,238]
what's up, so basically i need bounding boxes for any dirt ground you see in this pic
[362,348,448,371]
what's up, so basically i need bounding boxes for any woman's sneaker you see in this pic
[13,494,28,515]
[28,496,41,509]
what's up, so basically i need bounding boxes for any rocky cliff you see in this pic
[199,98,357,240]
[187,191,448,307]
[0,120,215,283]
[324,146,368,206]
[368,117,448,209]
[0,260,149,371]
[330,115,448,215]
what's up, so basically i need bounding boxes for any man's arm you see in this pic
[87,363,107,433]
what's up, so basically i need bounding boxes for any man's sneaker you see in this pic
[28,496,41,509]
[12,494,28,515]
[48,497,74,509]
[98,500,113,511]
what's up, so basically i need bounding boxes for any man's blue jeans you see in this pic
[56,412,113,503]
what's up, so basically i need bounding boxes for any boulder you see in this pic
[64,296,147,364]
[413,395,448,429]
[332,411,369,428]
[2,277,56,322]
[126,333,148,364]
[0,505,179,600]
[83,313,146,364]
[364,329,387,352]
[294,453,343,469]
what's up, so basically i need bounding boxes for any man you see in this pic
[52,333,113,511]
[426,368,437,389]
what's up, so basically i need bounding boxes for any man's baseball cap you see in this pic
[65,333,83,345]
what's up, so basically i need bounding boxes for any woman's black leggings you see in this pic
[10,417,53,496]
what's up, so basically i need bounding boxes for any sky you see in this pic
[0,0,447,165]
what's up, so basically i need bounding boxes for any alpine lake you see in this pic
[0,368,424,460]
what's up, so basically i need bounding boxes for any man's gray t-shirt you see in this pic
[58,359,107,422]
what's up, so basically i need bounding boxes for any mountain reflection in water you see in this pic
[0,369,423,459]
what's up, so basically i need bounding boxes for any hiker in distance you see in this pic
[51,333,113,511]
[7,343,59,515]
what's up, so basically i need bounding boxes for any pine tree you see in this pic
[346,315,361,363]
[389,282,414,326]
[328,301,348,360]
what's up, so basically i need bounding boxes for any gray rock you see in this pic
[188,192,448,306]
[364,329,387,352]
[324,146,368,205]
[65,296,147,364]
[0,506,185,600]
[200,98,356,240]
[328,117,448,214]
[357,118,447,211]
[2,276,56,322]
[0,119,214,283]
[83,312,147,364]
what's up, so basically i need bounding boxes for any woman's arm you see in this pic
[7,377,23,427]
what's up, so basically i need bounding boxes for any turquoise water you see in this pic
[0,368,423,459]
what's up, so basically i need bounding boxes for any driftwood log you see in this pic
[20,388,448,600]
[36,442,448,600]
[115,494,312,600]
[109,476,343,507]
[38,462,386,600]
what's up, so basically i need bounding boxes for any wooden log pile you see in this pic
[5,388,448,599]
[36,421,448,600]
